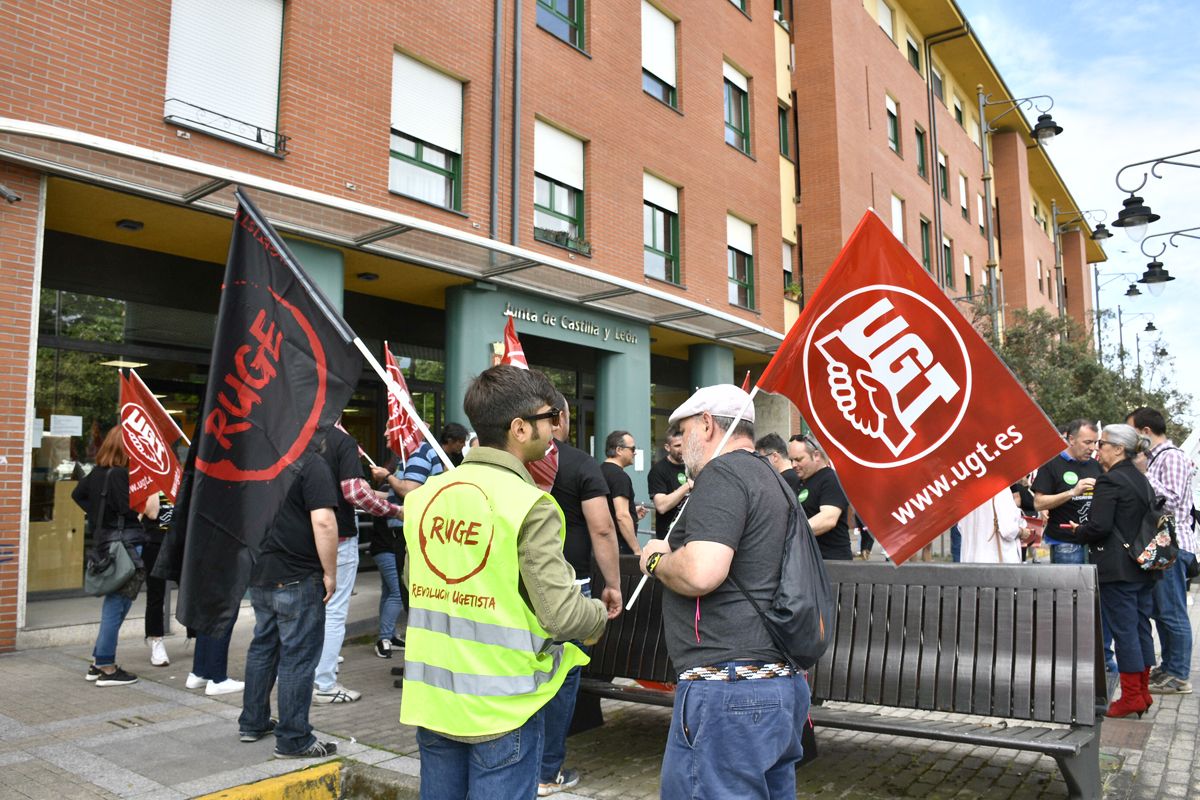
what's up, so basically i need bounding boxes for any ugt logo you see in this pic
[121,403,171,476]
[804,286,971,468]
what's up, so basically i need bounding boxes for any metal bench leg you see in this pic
[1055,724,1101,800]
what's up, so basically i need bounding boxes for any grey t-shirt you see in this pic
[660,449,790,669]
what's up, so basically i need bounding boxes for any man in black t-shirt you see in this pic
[756,432,804,496]
[788,435,853,561]
[240,454,339,758]
[601,430,643,556]
[1032,419,1101,565]
[647,427,691,539]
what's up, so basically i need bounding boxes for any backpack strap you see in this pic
[1105,467,1155,550]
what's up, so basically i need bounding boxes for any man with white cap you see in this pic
[639,385,811,799]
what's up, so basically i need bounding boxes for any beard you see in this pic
[681,428,708,477]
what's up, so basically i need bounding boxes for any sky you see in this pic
[954,0,1200,426]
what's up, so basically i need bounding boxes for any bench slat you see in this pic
[863,581,891,705]
[846,581,875,703]
[1053,587,1077,724]
[881,583,907,706]
[829,582,857,699]
[899,585,924,707]
[1033,585,1056,720]
[992,586,1016,718]
[935,586,959,711]
[918,585,941,709]
[1075,589,1099,726]
[1011,587,1036,720]
[954,585,977,712]
[972,587,996,715]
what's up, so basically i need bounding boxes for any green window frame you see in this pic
[537,0,584,49]
[931,66,945,105]
[920,218,932,272]
[534,173,587,253]
[778,105,791,158]
[906,38,921,73]
[915,127,927,178]
[964,256,974,296]
[643,202,680,284]
[727,247,755,309]
[643,70,677,108]
[724,79,750,153]
[886,101,899,153]
[388,130,461,211]
[938,153,949,201]
[942,238,954,287]
[729,0,746,10]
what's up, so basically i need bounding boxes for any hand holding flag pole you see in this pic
[624,384,760,610]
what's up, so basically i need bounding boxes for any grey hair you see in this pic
[1103,423,1151,459]
[710,415,755,442]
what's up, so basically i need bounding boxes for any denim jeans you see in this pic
[540,582,590,782]
[1100,610,1118,677]
[661,672,811,800]
[192,612,238,682]
[1051,543,1086,564]
[92,544,141,666]
[374,551,404,641]
[950,525,961,563]
[416,708,545,800]
[1152,550,1194,680]
[314,538,359,691]
[1100,580,1155,674]
[238,574,327,755]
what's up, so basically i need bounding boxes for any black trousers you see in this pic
[141,539,167,638]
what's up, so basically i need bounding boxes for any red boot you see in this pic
[1107,672,1149,718]
[1140,667,1154,709]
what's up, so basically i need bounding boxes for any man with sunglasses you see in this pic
[400,365,607,800]
[1033,419,1101,565]
[602,430,644,556]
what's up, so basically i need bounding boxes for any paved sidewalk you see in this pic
[1,580,1196,799]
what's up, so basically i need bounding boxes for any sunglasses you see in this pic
[521,407,561,424]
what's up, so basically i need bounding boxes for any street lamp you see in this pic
[1112,147,1200,242]
[1114,307,1156,375]
[1137,225,1199,296]
[1052,205,1108,320]
[977,85,1063,342]
[1091,267,1141,364]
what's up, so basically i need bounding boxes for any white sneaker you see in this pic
[312,684,361,704]
[186,672,207,689]
[148,637,169,667]
[206,678,245,696]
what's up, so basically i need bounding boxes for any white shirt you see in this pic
[958,489,1026,564]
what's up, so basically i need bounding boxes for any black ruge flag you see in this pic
[172,190,362,635]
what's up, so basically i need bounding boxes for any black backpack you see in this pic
[729,454,835,670]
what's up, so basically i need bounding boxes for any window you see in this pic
[915,126,927,177]
[163,0,285,153]
[938,151,949,201]
[890,194,905,242]
[727,215,755,309]
[729,0,746,10]
[977,194,986,236]
[778,105,792,157]
[534,121,587,252]
[876,0,894,40]
[953,96,964,126]
[906,36,921,73]
[942,237,954,287]
[782,240,795,289]
[964,253,973,295]
[959,174,969,220]
[642,2,677,107]
[389,53,464,209]
[1037,258,1044,293]
[885,96,900,154]
[538,0,584,48]
[920,218,932,271]
[931,65,945,105]
[723,64,751,153]
[643,173,680,283]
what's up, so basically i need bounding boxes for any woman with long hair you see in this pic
[72,426,159,686]
[1060,423,1157,718]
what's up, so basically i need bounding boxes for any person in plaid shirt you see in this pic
[1128,407,1196,695]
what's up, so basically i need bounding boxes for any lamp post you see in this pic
[1115,308,1156,377]
[1092,266,1141,365]
[1051,205,1109,321]
[977,86,1063,342]
[1112,148,1200,242]
[1136,225,1200,295]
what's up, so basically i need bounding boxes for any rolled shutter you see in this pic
[722,62,748,92]
[727,215,753,254]
[392,52,463,154]
[643,173,678,213]
[535,121,584,190]
[641,2,676,87]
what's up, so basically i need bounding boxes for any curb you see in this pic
[194,760,341,800]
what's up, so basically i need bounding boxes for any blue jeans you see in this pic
[374,551,404,641]
[661,672,811,800]
[314,538,358,690]
[1152,550,1194,680]
[1100,580,1155,674]
[92,543,142,666]
[540,582,590,782]
[1051,543,1086,564]
[192,613,238,682]
[239,574,327,755]
[950,525,961,563]
[416,708,545,800]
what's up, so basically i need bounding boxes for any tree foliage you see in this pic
[986,308,1192,442]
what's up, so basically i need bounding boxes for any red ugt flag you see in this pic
[384,342,424,459]
[501,316,529,369]
[758,211,1063,564]
[119,370,182,510]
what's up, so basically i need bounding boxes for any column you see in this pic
[595,349,652,511]
[444,285,499,425]
[284,238,344,315]
[688,343,734,390]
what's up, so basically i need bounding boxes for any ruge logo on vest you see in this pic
[418,481,496,585]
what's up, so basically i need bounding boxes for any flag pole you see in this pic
[625,384,760,610]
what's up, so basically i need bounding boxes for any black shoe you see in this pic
[95,667,139,686]
[274,740,337,759]
[239,719,277,743]
[85,665,102,682]
[375,638,392,659]
[390,636,405,648]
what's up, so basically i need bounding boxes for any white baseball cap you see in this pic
[668,384,755,426]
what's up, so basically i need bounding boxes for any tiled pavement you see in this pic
[1,581,1197,799]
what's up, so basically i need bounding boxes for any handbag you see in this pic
[84,540,137,597]
[1109,469,1178,572]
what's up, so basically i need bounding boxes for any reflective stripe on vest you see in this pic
[404,645,565,697]
[408,607,554,655]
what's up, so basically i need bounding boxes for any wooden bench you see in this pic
[580,557,1107,800]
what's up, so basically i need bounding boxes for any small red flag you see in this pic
[741,370,752,392]
[757,211,1063,564]
[384,343,424,460]
[119,370,182,510]
[501,317,529,369]
[526,440,560,492]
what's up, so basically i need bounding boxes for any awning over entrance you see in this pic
[0,118,784,355]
